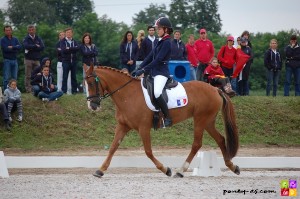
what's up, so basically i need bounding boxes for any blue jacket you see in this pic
[170,39,187,60]
[31,73,55,93]
[264,48,282,71]
[56,41,63,62]
[141,36,158,60]
[80,44,99,66]
[139,35,171,77]
[23,34,45,60]
[120,41,138,65]
[285,43,300,68]
[1,36,22,60]
[60,38,80,63]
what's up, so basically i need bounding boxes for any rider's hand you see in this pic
[134,69,144,77]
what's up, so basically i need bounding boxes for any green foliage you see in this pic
[132,3,168,26]
[6,0,93,26]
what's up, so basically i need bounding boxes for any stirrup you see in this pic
[162,118,172,128]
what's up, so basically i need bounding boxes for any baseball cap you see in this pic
[199,29,206,34]
[240,37,248,43]
[227,36,234,41]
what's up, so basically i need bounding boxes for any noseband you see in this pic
[85,71,134,105]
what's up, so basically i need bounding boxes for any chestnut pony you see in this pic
[84,65,240,178]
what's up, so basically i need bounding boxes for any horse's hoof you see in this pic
[93,170,104,178]
[234,165,240,175]
[173,172,184,178]
[165,167,172,177]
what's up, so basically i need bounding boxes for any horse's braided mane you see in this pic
[97,66,140,80]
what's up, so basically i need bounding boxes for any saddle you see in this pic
[142,75,178,110]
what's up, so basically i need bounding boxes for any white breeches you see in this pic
[154,75,168,98]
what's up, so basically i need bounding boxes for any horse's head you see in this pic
[84,64,102,111]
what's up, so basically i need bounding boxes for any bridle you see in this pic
[85,71,134,106]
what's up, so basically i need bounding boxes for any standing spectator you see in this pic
[135,29,145,69]
[0,87,12,131]
[241,30,252,48]
[235,37,241,48]
[238,37,253,96]
[217,36,236,78]
[185,34,198,80]
[141,25,158,59]
[1,25,22,90]
[170,30,187,60]
[120,31,138,74]
[284,35,300,96]
[4,79,23,122]
[232,36,241,94]
[60,27,80,94]
[204,57,235,97]
[23,25,45,93]
[194,28,215,81]
[264,39,282,96]
[80,33,98,92]
[56,31,71,94]
[31,65,63,102]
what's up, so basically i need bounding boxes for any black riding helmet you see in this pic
[154,17,173,34]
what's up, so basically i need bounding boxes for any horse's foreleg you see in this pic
[139,128,172,177]
[175,120,205,178]
[205,122,240,175]
[93,123,130,178]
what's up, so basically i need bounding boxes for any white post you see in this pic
[0,151,9,178]
[193,151,221,177]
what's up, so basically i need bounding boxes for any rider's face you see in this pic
[156,27,165,37]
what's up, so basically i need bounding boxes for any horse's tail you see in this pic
[218,89,239,159]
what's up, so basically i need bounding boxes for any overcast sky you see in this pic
[1,0,299,37]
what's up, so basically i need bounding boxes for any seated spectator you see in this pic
[0,87,11,131]
[4,79,23,122]
[204,57,236,97]
[31,65,63,102]
[31,57,51,96]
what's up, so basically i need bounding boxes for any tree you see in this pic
[190,0,222,33]
[5,0,93,26]
[133,3,168,26]
[168,0,189,29]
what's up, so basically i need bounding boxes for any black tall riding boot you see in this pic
[156,95,172,127]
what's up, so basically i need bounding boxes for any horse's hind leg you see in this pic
[205,121,239,175]
[139,128,172,177]
[174,120,205,178]
[93,123,130,178]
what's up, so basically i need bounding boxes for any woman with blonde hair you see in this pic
[135,30,145,69]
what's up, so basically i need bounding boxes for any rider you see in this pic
[134,17,173,127]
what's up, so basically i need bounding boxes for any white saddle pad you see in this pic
[141,78,188,111]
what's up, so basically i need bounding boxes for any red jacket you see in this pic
[204,64,225,82]
[194,39,214,64]
[217,45,236,69]
[185,43,198,67]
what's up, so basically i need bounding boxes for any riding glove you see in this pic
[134,69,144,77]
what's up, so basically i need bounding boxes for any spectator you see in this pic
[134,17,173,127]
[31,57,51,96]
[235,37,241,48]
[141,25,158,59]
[135,29,145,69]
[232,36,241,94]
[1,25,22,90]
[80,33,99,93]
[23,25,45,93]
[185,34,198,80]
[170,30,187,60]
[284,35,300,96]
[238,37,253,96]
[56,31,71,94]
[0,87,11,131]
[241,30,252,49]
[60,27,80,94]
[217,36,237,78]
[204,57,235,97]
[31,65,63,102]
[194,28,215,81]
[120,31,138,74]
[264,39,282,96]
[4,79,23,122]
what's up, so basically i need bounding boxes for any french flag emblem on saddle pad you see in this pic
[141,79,189,112]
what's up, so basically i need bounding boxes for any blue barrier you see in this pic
[168,60,191,82]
